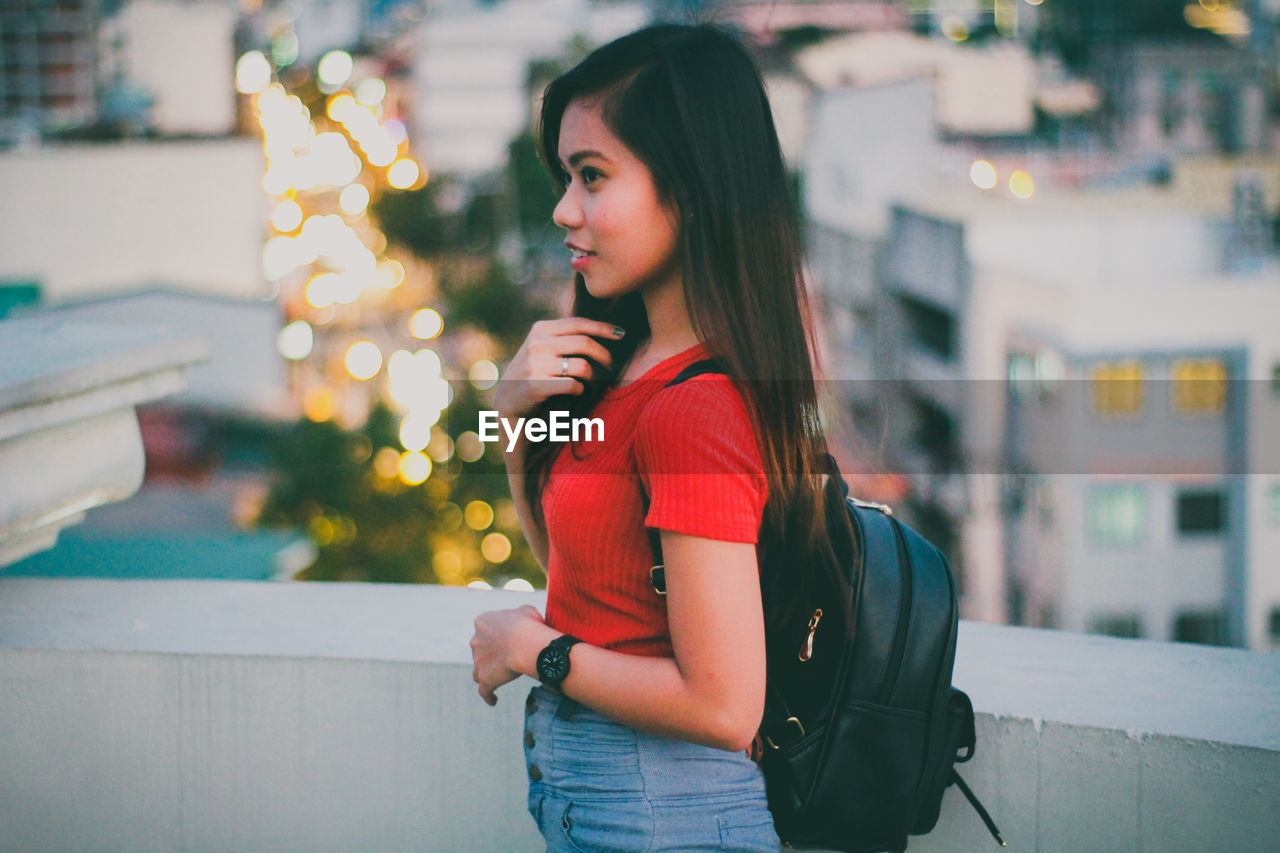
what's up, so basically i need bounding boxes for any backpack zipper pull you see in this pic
[799,608,823,661]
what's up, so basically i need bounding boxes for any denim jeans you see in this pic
[523,685,781,852]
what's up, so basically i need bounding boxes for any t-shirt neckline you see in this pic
[603,342,708,400]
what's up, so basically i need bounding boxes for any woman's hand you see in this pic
[493,318,625,420]
[470,604,556,706]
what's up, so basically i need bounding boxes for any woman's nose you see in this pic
[552,187,583,230]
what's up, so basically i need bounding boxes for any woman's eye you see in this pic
[580,167,602,186]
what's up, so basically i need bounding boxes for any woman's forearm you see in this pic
[508,616,760,752]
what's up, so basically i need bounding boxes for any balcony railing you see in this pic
[0,577,1276,853]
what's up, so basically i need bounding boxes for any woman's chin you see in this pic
[581,276,622,300]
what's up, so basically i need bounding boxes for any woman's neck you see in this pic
[637,278,699,364]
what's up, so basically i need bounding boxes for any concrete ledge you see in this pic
[0,317,209,566]
[0,579,1277,852]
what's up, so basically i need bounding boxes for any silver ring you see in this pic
[560,357,570,377]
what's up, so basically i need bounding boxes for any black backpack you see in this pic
[650,360,1003,852]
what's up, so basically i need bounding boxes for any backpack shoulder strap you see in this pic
[664,357,727,388]
[643,357,727,591]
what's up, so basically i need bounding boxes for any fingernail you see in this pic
[613,326,626,337]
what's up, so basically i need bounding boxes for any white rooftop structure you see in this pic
[412,0,647,176]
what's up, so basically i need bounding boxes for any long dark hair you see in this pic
[525,23,851,630]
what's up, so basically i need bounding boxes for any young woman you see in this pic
[470,23,845,852]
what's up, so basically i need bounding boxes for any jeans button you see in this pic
[524,729,536,748]
[528,763,543,782]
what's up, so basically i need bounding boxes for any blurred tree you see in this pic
[259,397,542,587]
[445,262,550,349]
[372,180,468,258]
[508,130,559,239]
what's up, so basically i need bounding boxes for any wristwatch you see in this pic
[536,634,583,690]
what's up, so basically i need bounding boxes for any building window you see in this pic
[1268,483,1280,526]
[1271,363,1280,397]
[899,294,955,361]
[1269,608,1280,651]
[1173,610,1227,647]
[1171,358,1226,414]
[912,396,959,473]
[1088,484,1145,546]
[1176,488,1225,536]
[1090,613,1142,639]
[1091,361,1143,416]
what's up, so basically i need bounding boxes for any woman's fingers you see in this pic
[534,317,625,343]
[496,319,623,417]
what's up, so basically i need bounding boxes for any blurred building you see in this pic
[0,0,103,140]
[795,30,1039,137]
[0,138,266,304]
[1095,39,1270,157]
[98,0,237,136]
[0,0,237,142]
[411,0,647,176]
[807,124,1280,649]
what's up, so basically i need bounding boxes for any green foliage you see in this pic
[258,399,541,587]
[508,130,560,238]
[371,182,468,259]
[444,262,550,349]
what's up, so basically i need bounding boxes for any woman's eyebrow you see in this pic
[561,149,610,169]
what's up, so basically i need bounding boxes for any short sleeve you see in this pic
[633,377,768,543]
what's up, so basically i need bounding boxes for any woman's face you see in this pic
[552,97,682,302]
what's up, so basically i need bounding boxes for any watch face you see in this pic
[537,647,570,685]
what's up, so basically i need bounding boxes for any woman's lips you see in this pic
[570,251,595,272]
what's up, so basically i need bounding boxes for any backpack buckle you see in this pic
[649,564,666,596]
[764,716,805,750]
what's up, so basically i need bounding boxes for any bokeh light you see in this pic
[339,183,370,215]
[969,160,998,190]
[271,33,299,68]
[410,308,443,340]
[503,578,534,592]
[397,451,431,485]
[399,414,433,452]
[373,446,401,479]
[345,341,383,380]
[1009,171,1036,199]
[456,431,484,463]
[387,158,421,189]
[235,51,272,95]
[435,550,464,583]
[318,50,354,89]
[355,78,387,106]
[271,199,303,232]
[469,360,499,390]
[481,533,512,563]
[276,320,313,360]
[426,428,454,463]
[303,387,334,422]
[465,500,495,531]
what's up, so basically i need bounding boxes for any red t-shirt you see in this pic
[542,343,768,658]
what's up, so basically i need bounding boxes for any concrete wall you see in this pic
[28,291,294,420]
[1,578,1276,853]
[0,139,265,303]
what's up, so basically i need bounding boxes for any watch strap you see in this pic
[550,634,583,654]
